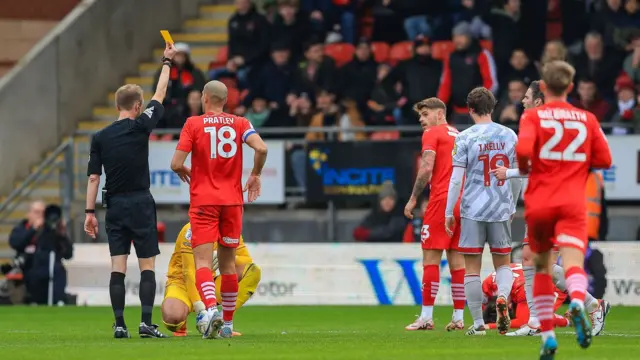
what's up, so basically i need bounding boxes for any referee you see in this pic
[84,42,176,339]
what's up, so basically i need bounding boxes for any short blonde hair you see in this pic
[114,84,143,110]
[413,97,447,113]
[541,60,575,96]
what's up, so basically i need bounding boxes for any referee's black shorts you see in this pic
[105,190,160,258]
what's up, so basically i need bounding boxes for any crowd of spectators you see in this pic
[153,0,640,139]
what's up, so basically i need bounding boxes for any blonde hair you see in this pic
[413,97,447,113]
[114,84,143,110]
[541,60,576,96]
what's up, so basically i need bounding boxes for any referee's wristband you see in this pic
[85,209,95,214]
[161,57,172,66]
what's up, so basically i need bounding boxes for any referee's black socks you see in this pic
[109,272,126,328]
[139,270,156,326]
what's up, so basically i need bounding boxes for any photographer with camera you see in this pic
[5,202,73,305]
[4,201,46,279]
[28,204,74,305]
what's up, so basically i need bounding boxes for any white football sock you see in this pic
[420,306,433,320]
[523,265,540,327]
[495,265,514,299]
[464,274,484,328]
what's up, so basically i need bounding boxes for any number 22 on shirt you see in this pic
[205,126,238,159]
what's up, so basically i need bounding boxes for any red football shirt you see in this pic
[176,112,256,206]
[482,263,526,304]
[421,123,459,202]
[516,101,612,210]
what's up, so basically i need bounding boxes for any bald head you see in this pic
[203,80,228,105]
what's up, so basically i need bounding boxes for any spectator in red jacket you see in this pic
[437,21,498,124]
[609,75,640,134]
[571,77,613,123]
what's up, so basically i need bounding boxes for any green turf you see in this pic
[0,306,639,359]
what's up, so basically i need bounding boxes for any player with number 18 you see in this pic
[170,80,268,339]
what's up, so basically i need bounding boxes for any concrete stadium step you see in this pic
[77,120,112,131]
[172,33,228,44]
[153,46,219,64]
[183,19,227,33]
[199,5,235,20]
[136,62,210,78]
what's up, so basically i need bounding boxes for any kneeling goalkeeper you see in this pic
[161,223,262,336]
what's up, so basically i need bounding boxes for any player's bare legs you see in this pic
[193,242,223,339]
[446,249,466,330]
[161,298,189,336]
[558,244,592,348]
[533,250,559,359]
[218,245,238,338]
[492,253,514,334]
[463,254,486,335]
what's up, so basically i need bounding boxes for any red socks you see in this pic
[533,273,556,332]
[221,273,239,322]
[195,267,217,309]
[422,265,439,306]
[565,266,587,303]
[450,268,466,310]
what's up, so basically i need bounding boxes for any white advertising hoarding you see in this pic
[66,242,640,307]
[597,135,640,201]
[98,140,285,204]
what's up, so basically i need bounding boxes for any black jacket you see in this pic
[271,11,312,60]
[292,56,338,97]
[358,201,408,242]
[228,6,271,66]
[572,51,623,99]
[9,220,37,255]
[244,60,295,108]
[484,9,520,77]
[340,57,378,105]
[382,55,442,120]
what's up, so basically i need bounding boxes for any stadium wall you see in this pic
[0,0,208,195]
[66,242,640,307]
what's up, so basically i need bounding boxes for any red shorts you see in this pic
[421,198,461,251]
[525,204,587,254]
[188,205,243,248]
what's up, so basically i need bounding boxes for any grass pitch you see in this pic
[1,306,639,359]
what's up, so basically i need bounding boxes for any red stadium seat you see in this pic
[389,41,413,65]
[324,43,355,67]
[371,42,390,63]
[480,40,493,53]
[149,134,160,141]
[431,41,455,61]
[370,130,400,140]
[208,45,229,70]
[226,87,241,114]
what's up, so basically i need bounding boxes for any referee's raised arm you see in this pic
[83,41,177,339]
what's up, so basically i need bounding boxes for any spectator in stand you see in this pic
[438,22,498,124]
[290,39,338,102]
[623,35,640,82]
[155,89,204,140]
[153,43,206,126]
[8,201,45,279]
[500,49,538,90]
[240,41,294,118]
[227,0,271,80]
[245,98,272,128]
[537,40,569,71]
[381,35,442,124]
[609,75,640,134]
[484,0,521,81]
[368,63,403,125]
[272,0,313,61]
[571,78,613,123]
[612,0,640,51]
[305,90,367,141]
[340,38,378,117]
[493,78,526,127]
[449,0,491,40]
[301,0,357,44]
[572,32,623,99]
[353,181,408,242]
[366,0,407,44]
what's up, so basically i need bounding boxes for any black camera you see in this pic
[44,205,62,231]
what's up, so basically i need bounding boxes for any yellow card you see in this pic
[160,30,174,44]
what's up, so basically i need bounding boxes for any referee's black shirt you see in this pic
[87,100,165,195]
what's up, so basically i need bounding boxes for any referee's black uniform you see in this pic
[87,99,167,338]
[88,101,163,257]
